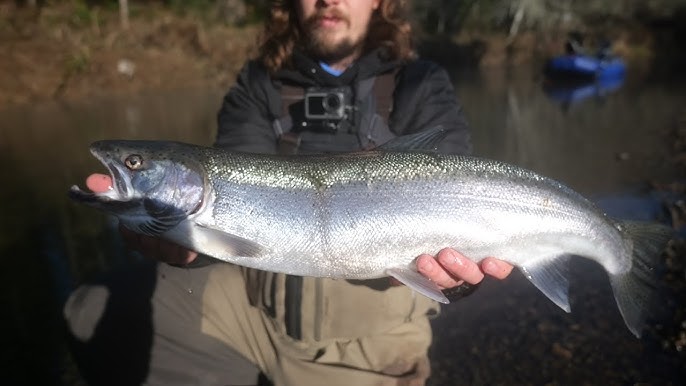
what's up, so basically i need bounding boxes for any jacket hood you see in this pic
[273,47,401,87]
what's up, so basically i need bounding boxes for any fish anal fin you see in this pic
[520,255,571,313]
[386,266,449,304]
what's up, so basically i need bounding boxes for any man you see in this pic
[66,0,513,385]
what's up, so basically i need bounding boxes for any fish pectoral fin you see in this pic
[385,267,449,304]
[193,224,266,259]
[520,255,571,312]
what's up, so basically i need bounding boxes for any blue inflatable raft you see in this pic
[544,55,626,81]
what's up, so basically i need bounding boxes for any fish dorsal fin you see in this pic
[386,266,449,304]
[520,255,571,312]
[378,125,448,152]
[192,223,266,260]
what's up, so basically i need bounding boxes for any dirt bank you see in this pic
[1,2,669,110]
[0,3,259,108]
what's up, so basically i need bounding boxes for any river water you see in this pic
[0,68,683,384]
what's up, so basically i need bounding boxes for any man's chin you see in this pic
[306,36,360,63]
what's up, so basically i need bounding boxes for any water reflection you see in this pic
[0,74,683,384]
[542,77,625,107]
[455,68,677,195]
[0,89,222,385]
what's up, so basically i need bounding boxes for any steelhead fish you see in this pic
[69,129,672,337]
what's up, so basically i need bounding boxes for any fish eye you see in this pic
[125,154,144,170]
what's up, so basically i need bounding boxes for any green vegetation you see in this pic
[65,48,90,75]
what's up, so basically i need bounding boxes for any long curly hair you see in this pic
[258,0,416,73]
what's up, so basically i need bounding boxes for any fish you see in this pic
[69,128,673,337]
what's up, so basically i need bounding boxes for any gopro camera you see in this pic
[304,88,347,120]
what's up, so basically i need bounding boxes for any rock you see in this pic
[551,342,573,360]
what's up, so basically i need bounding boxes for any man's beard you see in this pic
[301,10,365,63]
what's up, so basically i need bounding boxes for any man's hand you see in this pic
[120,225,198,266]
[416,248,513,289]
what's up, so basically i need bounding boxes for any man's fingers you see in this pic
[416,253,462,289]
[118,223,197,265]
[436,248,485,285]
[86,173,113,193]
[481,257,514,279]
[417,248,488,289]
[160,241,198,265]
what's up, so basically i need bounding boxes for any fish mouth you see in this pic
[68,146,132,205]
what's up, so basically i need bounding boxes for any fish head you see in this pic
[69,140,206,236]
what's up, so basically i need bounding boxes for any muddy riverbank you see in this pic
[2,2,679,109]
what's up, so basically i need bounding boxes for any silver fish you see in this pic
[69,129,672,337]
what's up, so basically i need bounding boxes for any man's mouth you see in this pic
[318,15,342,28]
[310,9,349,30]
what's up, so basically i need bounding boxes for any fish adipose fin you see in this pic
[193,223,266,259]
[609,221,673,338]
[386,266,449,304]
[378,125,448,152]
[520,255,571,313]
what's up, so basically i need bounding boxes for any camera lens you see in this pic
[323,93,342,113]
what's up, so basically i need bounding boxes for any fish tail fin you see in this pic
[609,220,673,337]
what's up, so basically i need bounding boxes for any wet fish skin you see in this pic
[69,135,673,337]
